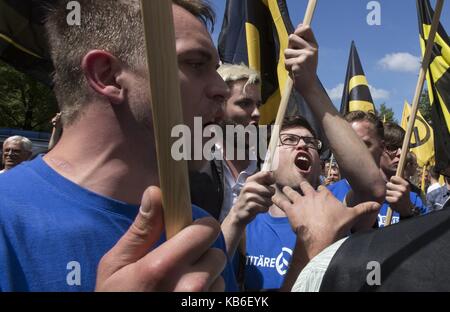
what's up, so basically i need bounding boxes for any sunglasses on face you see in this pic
[384,144,402,158]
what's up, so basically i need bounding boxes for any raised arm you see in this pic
[284,25,385,221]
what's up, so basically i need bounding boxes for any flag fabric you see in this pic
[417,0,450,175]
[218,0,330,157]
[400,100,435,167]
[340,41,375,115]
[0,0,54,85]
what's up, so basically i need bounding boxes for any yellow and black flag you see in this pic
[417,0,450,174]
[340,41,375,115]
[401,100,435,167]
[218,0,329,156]
[0,0,54,85]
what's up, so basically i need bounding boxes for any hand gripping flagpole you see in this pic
[140,0,192,238]
[238,1,318,286]
[384,0,444,227]
[262,0,317,172]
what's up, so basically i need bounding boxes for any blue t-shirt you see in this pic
[0,156,237,292]
[243,212,296,291]
[328,179,428,227]
[242,184,340,290]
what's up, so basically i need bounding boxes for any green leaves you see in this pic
[0,60,57,131]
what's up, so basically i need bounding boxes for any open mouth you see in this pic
[294,152,312,173]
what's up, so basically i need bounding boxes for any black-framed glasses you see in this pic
[384,144,402,158]
[279,133,322,150]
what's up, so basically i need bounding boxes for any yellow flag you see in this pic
[401,101,435,167]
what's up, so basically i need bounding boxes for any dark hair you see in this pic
[281,115,317,138]
[344,111,384,140]
[173,0,215,32]
[428,165,440,180]
[383,122,405,147]
[406,152,417,166]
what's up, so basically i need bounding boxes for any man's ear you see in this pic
[81,50,125,105]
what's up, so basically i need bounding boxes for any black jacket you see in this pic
[189,158,225,220]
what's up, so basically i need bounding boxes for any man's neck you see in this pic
[44,106,159,205]
[221,142,253,180]
[268,187,289,218]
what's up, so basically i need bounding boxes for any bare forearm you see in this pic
[301,82,385,203]
[221,213,245,258]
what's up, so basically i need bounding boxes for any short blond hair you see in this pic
[217,63,260,95]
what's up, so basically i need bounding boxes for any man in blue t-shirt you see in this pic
[220,25,385,291]
[0,1,237,292]
[235,117,383,291]
[329,118,428,228]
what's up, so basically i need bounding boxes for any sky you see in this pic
[209,0,450,122]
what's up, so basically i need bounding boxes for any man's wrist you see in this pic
[227,207,247,228]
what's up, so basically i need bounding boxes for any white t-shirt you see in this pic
[292,237,349,292]
[427,182,441,194]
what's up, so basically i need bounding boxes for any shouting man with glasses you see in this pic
[221,112,384,291]
[220,26,385,293]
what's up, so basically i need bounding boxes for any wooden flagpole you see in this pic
[261,0,317,172]
[238,1,319,288]
[327,154,335,178]
[421,164,428,194]
[384,0,444,226]
[140,0,192,238]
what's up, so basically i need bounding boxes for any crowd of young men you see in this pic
[0,0,449,292]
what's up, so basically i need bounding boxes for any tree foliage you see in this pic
[378,103,397,124]
[418,89,432,125]
[0,60,57,132]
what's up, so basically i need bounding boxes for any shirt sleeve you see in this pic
[291,237,348,292]
[410,191,428,215]
[426,191,436,212]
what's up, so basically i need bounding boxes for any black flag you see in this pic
[417,0,450,174]
[218,0,330,157]
[340,41,375,115]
